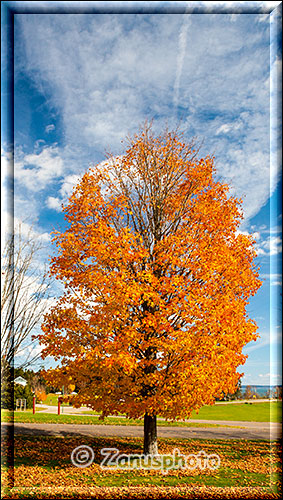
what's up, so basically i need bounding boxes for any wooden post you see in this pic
[58,397,61,415]
[33,396,36,414]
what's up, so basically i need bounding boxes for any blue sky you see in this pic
[1,1,282,386]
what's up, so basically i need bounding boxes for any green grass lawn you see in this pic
[1,435,281,498]
[42,393,282,422]
[1,401,281,424]
[189,401,281,422]
[1,410,242,428]
[44,394,70,406]
[79,401,281,423]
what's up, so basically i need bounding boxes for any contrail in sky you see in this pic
[173,11,191,114]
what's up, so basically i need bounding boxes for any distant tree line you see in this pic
[1,367,57,410]
[217,379,282,401]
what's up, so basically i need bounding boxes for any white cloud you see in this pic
[261,273,282,286]
[15,218,50,243]
[12,290,59,367]
[236,228,282,257]
[59,174,82,199]
[45,124,55,133]
[257,235,282,256]
[236,229,260,239]
[13,11,281,224]
[244,327,281,354]
[46,173,83,212]
[242,371,282,386]
[253,224,282,235]
[258,372,282,385]
[173,11,191,111]
[15,146,64,191]
[244,338,270,354]
[1,152,52,249]
[1,148,13,247]
[216,121,242,135]
[216,124,231,135]
[34,139,46,149]
[46,196,62,211]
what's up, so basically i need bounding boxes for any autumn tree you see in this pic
[35,388,47,404]
[39,124,261,455]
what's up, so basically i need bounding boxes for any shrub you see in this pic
[14,384,34,409]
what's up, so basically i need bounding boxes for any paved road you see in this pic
[2,421,281,440]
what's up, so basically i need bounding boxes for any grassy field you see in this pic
[44,394,70,406]
[1,410,243,428]
[1,435,281,498]
[190,401,281,422]
[79,401,282,423]
[43,393,282,422]
[2,401,281,424]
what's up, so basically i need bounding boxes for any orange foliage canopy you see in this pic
[39,125,261,420]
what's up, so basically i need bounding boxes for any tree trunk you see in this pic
[143,413,158,455]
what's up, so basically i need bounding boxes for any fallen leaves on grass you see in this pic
[1,436,281,499]
[1,485,281,499]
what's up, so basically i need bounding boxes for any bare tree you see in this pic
[1,223,52,382]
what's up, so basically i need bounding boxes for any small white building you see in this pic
[14,376,27,387]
